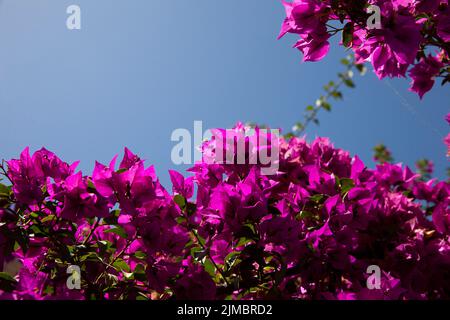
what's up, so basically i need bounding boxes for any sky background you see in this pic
[0,0,448,188]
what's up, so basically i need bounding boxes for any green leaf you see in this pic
[134,251,147,260]
[30,212,40,219]
[29,224,48,237]
[104,273,119,287]
[236,237,254,247]
[104,226,128,239]
[225,251,240,264]
[111,209,121,217]
[122,271,134,280]
[343,78,355,88]
[133,264,147,281]
[415,13,429,20]
[186,202,197,216]
[284,132,295,139]
[15,232,29,254]
[174,195,186,209]
[299,211,314,219]
[355,63,366,75]
[203,259,216,277]
[0,271,17,291]
[80,252,102,262]
[292,123,304,132]
[310,194,325,203]
[340,178,355,195]
[134,264,146,274]
[87,179,97,191]
[0,272,16,282]
[0,183,11,198]
[331,91,343,100]
[234,225,258,241]
[192,248,208,261]
[136,292,149,300]
[113,259,131,273]
[95,240,114,251]
[41,215,56,223]
[342,22,354,48]
[103,210,120,225]
[176,216,187,225]
[225,251,242,271]
[322,102,332,111]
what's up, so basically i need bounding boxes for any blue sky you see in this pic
[0,0,448,187]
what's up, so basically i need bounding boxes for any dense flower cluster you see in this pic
[446,113,450,157]
[278,0,450,98]
[0,125,449,300]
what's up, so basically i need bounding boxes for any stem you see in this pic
[191,228,230,287]
[110,236,135,266]
[297,60,356,135]
[0,162,13,185]
[178,199,230,286]
[325,23,342,31]
[82,218,100,246]
[93,235,137,287]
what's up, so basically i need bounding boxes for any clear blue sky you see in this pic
[0,0,448,188]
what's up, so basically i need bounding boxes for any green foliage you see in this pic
[415,158,433,181]
[373,144,394,164]
[287,54,366,138]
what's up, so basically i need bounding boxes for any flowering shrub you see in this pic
[446,113,450,157]
[0,125,449,300]
[278,0,450,98]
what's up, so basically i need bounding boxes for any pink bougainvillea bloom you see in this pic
[49,172,110,222]
[411,0,442,13]
[293,32,330,62]
[362,6,423,79]
[343,2,423,79]
[278,0,331,62]
[278,0,449,98]
[32,148,78,182]
[169,170,194,199]
[6,147,78,206]
[445,133,450,157]
[278,0,330,39]
[433,203,450,235]
[436,4,450,42]
[2,128,450,300]
[6,148,45,206]
[92,148,166,217]
[408,54,444,98]
[174,258,217,300]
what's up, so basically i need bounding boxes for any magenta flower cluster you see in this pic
[0,125,449,300]
[278,0,450,98]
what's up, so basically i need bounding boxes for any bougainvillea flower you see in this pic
[1,127,450,300]
[278,0,449,98]
[173,258,217,300]
[409,54,445,98]
[278,0,330,39]
[293,32,330,62]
